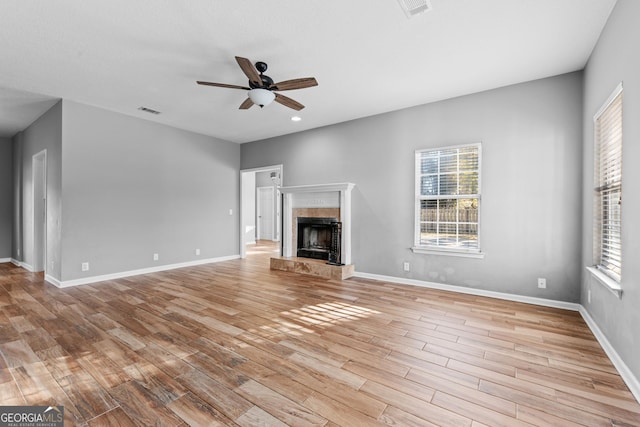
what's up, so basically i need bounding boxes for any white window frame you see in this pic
[412,143,483,258]
[587,83,623,298]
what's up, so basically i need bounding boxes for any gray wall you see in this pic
[581,0,640,383]
[12,101,63,277]
[60,100,240,281]
[242,72,584,302]
[0,138,12,259]
[11,135,23,262]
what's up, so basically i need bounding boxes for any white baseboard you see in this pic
[8,260,55,284]
[0,258,11,263]
[55,255,240,288]
[353,270,639,404]
[579,306,640,403]
[44,274,62,287]
[353,271,580,311]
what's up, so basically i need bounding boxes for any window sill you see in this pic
[411,246,485,259]
[586,266,622,299]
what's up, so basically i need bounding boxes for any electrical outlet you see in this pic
[228,209,233,216]
[403,262,410,272]
[195,248,200,256]
[153,253,159,261]
[81,262,89,272]
[537,278,546,289]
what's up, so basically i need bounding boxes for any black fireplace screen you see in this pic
[297,217,342,264]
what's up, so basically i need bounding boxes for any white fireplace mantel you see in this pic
[279,183,355,265]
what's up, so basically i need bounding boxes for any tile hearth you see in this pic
[270,256,355,280]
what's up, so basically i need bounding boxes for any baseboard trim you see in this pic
[0,258,11,263]
[21,262,34,272]
[353,270,639,404]
[44,274,62,287]
[11,258,21,267]
[579,306,640,403]
[352,271,580,311]
[55,255,241,288]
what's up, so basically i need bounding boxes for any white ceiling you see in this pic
[0,0,616,143]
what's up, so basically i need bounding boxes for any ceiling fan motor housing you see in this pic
[247,61,274,89]
[249,74,274,89]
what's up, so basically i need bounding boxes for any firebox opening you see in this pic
[297,217,339,260]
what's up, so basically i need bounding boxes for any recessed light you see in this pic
[291,116,302,122]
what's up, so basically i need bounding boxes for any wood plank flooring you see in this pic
[1,241,639,426]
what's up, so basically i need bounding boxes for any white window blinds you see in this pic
[594,87,623,282]
[415,144,481,252]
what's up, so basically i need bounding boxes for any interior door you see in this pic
[257,186,274,241]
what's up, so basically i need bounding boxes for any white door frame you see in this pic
[239,164,283,258]
[32,150,47,273]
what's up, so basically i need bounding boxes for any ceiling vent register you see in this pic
[137,106,161,115]
[397,0,432,18]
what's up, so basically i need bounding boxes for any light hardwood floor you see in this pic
[1,241,639,426]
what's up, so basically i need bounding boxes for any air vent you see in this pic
[397,0,432,18]
[137,106,161,115]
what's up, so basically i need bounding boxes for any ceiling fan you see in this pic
[197,56,318,111]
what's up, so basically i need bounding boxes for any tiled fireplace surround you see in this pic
[270,183,355,279]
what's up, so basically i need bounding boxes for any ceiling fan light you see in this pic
[248,88,275,108]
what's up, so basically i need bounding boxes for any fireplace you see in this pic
[278,182,354,267]
[297,217,339,261]
[271,183,355,279]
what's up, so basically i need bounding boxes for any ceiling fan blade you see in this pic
[239,98,254,109]
[197,81,250,90]
[235,56,262,86]
[271,77,318,91]
[274,93,305,111]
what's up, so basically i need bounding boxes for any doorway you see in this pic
[239,164,282,258]
[32,150,47,273]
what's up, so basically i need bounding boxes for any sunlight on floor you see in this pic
[247,301,380,339]
[281,301,380,329]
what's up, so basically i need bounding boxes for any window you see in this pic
[593,84,623,283]
[414,143,481,256]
